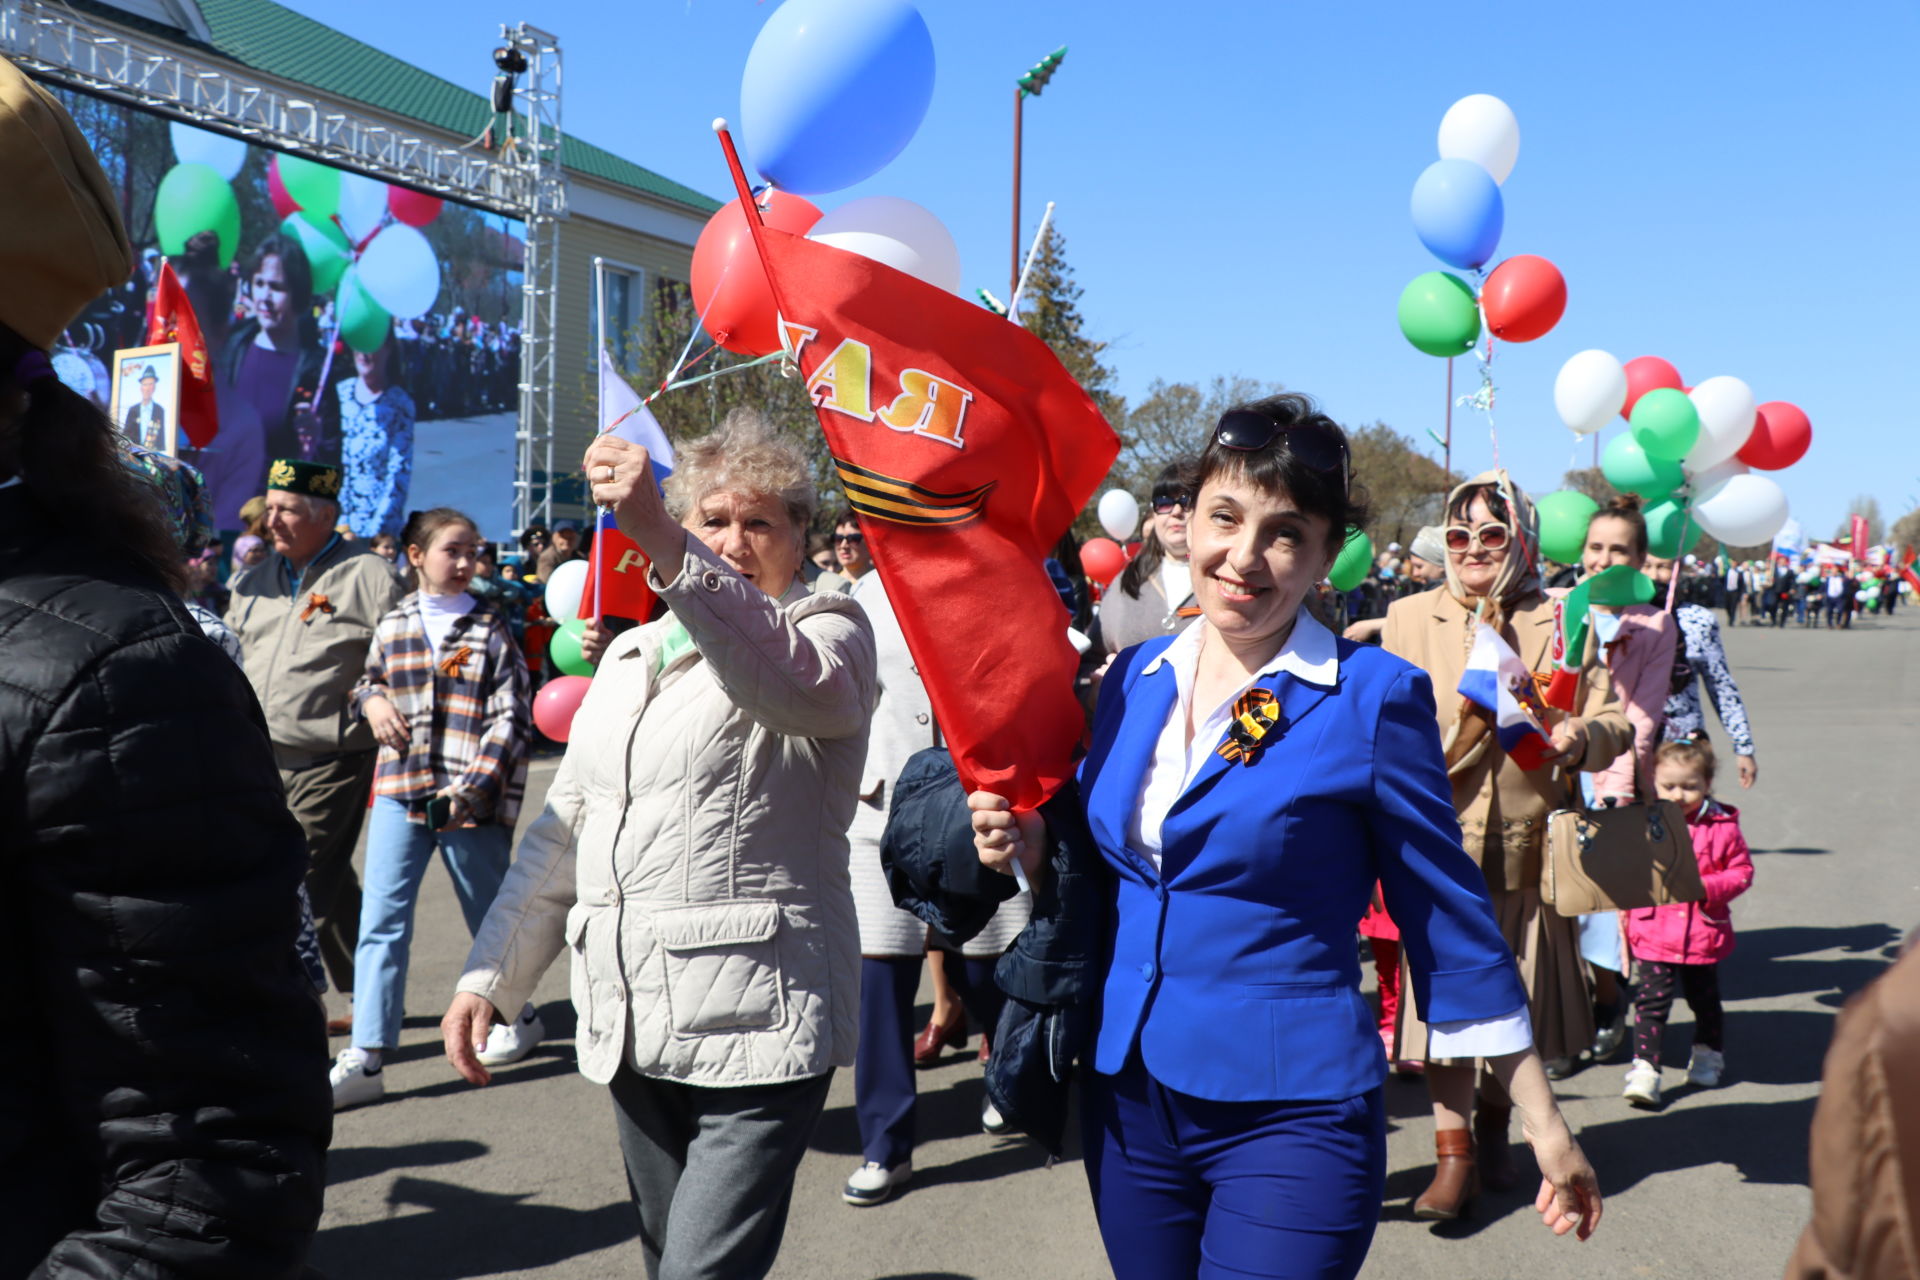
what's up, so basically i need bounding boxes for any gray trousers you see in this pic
[609,1065,833,1280]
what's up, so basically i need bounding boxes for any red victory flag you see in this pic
[146,261,219,447]
[718,138,1118,812]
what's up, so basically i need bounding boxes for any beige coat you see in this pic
[1382,587,1633,891]
[456,536,877,1087]
[226,539,404,767]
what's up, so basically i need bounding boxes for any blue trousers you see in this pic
[352,795,513,1050]
[854,953,1004,1168]
[1083,1055,1385,1280]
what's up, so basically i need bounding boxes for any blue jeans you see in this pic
[1084,1055,1385,1280]
[352,795,513,1050]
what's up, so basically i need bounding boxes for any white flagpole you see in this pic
[1006,201,1056,319]
[592,256,606,623]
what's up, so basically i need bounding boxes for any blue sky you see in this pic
[283,0,1920,537]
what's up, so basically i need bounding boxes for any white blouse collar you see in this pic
[1138,602,1340,689]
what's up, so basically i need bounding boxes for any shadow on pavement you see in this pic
[1575,1095,1817,1195]
[310,1176,634,1278]
[1728,923,1900,1004]
[328,1139,489,1188]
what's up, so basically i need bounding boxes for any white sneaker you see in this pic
[1622,1057,1663,1108]
[1686,1046,1725,1088]
[842,1160,911,1207]
[477,1004,545,1067]
[330,1048,385,1111]
[981,1099,1015,1138]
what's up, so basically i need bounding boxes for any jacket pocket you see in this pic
[652,900,785,1036]
[565,904,595,1045]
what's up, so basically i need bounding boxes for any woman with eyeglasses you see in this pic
[1381,470,1632,1222]
[1091,458,1201,657]
[959,402,1599,1279]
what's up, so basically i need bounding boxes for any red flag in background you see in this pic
[752,225,1119,811]
[1850,515,1870,564]
[580,510,656,623]
[146,261,219,447]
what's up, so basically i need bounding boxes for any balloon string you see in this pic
[641,350,781,406]
[659,182,776,395]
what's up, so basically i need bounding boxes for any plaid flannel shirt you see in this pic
[352,593,530,825]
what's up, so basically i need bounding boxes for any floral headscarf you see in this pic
[1441,468,1543,612]
[118,439,214,557]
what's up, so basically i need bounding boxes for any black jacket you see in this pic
[0,486,331,1277]
[883,748,1107,1155]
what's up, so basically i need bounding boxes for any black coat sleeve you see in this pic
[14,623,331,1278]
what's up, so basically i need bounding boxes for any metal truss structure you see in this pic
[0,0,570,531]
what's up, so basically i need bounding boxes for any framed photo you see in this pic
[109,342,181,457]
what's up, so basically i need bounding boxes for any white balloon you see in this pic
[336,171,390,245]
[808,196,961,294]
[356,224,442,319]
[1691,473,1788,546]
[169,121,248,182]
[1682,375,1758,472]
[1553,349,1628,436]
[1688,457,1749,495]
[543,558,590,624]
[1097,490,1139,541]
[1437,94,1520,185]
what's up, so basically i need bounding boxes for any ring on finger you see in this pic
[596,465,616,483]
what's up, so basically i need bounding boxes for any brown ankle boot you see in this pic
[1474,1102,1518,1192]
[1412,1128,1479,1220]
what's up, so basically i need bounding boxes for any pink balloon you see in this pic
[267,157,299,219]
[1620,356,1684,422]
[533,676,592,743]
[388,185,444,228]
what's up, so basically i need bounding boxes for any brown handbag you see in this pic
[1542,781,1705,917]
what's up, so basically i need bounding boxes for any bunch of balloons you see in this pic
[692,0,959,357]
[542,560,596,679]
[154,120,447,356]
[1542,350,1814,556]
[1398,96,1566,359]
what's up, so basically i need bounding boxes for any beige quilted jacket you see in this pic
[456,535,876,1087]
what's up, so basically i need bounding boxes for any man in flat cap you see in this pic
[122,362,166,448]
[0,55,328,1275]
[229,457,404,1022]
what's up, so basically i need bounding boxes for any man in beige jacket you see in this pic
[228,459,404,1012]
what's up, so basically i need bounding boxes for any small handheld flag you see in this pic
[1459,622,1555,771]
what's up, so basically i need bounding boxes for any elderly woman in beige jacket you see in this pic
[1382,469,1632,1223]
[442,411,876,1280]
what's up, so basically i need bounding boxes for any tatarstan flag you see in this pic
[746,223,1118,812]
[146,260,219,447]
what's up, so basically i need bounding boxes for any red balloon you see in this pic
[1620,356,1684,422]
[1740,401,1812,470]
[388,186,443,228]
[267,157,299,219]
[1480,254,1566,342]
[690,191,823,355]
[1079,537,1127,587]
[533,675,592,743]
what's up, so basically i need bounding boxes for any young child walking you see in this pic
[331,507,535,1109]
[1621,739,1754,1108]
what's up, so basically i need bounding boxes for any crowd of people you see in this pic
[9,59,1917,1280]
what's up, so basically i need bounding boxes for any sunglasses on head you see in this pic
[833,532,865,545]
[1212,410,1351,496]
[1443,523,1511,554]
[1151,492,1191,514]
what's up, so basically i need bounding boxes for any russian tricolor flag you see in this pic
[583,350,674,622]
[1458,622,1554,771]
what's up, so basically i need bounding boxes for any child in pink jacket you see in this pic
[1621,739,1755,1108]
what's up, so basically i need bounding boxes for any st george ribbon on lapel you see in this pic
[1215,688,1284,766]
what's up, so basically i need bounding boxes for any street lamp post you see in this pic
[1012,46,1066,305]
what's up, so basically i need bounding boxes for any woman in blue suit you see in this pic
[971,396,1601,1279]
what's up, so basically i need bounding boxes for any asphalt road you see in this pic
[310,607,1920,1280]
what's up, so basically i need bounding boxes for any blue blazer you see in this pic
[1080,620,1526,1103]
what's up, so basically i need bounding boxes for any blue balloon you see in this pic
[1410,158,1504,270]
[740,0,936,195]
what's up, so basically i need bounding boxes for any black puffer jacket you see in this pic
[0,487,331,1278]
[883,748,1107,1155]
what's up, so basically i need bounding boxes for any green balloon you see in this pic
[1397,271,1481,358]
[277,154,341,220]
[154,163,240,268]
[1644,496,1691,560]
[1602,433,1685,501]
[336,268,391,355]
[1629,388,1700,461]
[1328,526,1374,592]
[1537,489,1600,564]
[550,620,595,677]
[280,212,352,294]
